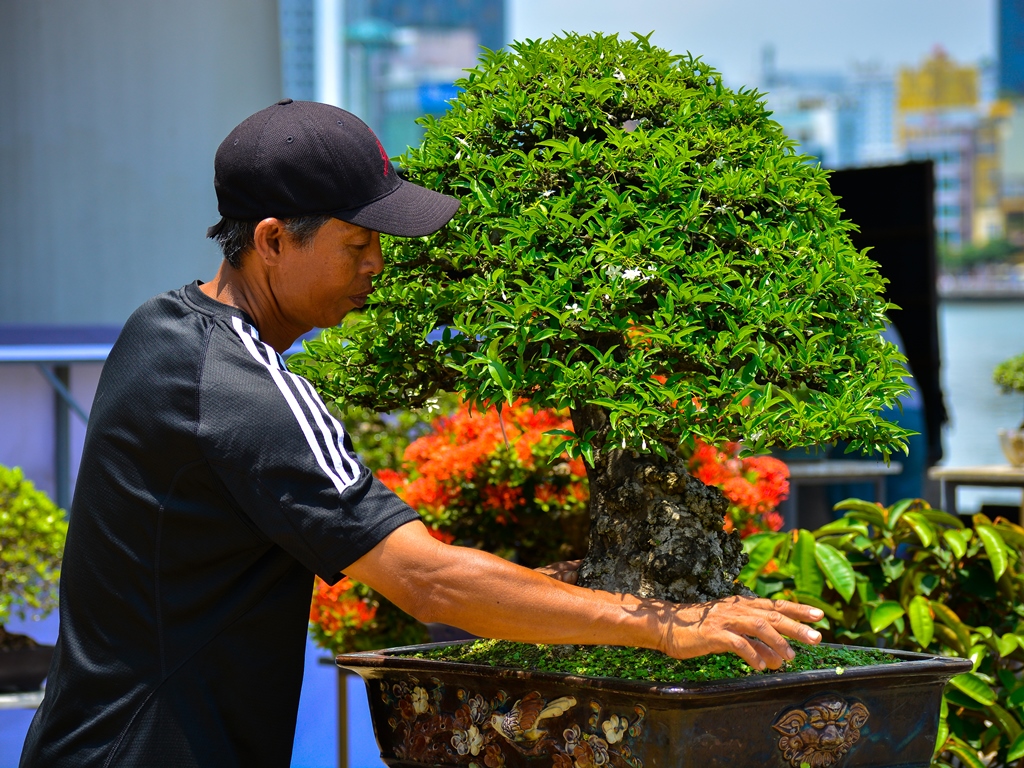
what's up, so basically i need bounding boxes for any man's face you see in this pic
[273,218,384,329]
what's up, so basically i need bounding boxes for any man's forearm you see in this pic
[344,520,823,670]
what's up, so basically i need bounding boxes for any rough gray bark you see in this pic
[571,405,751,604]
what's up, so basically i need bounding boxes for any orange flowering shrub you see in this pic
[309,575,435,653]
[309,397,589,654]
[381,399,590,565]
[688,440,789,537]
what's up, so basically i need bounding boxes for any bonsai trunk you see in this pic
[571,405,750,604]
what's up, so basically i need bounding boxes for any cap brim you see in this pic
[333,180,461,237]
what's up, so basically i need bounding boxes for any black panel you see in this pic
[829,161,947,465]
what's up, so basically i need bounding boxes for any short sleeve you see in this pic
[198,317,419,582]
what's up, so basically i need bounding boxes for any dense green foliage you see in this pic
[0,465,67,626]
[994,353,1024,397]
[412,638,895,683]
[292,32,910,463]
[741,499,1024,767]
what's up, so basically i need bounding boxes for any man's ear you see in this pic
[252,218,289,266]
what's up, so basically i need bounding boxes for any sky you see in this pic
[509,0,996,87]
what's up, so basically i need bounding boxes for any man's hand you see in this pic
[345,521,823,672]
[534,559,581,585]
[659,596,823,670]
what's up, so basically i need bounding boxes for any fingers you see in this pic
[667,596,825,670]
[534,560,582,585]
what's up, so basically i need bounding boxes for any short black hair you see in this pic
[207,215,332,268]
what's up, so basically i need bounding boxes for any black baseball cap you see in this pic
[207,99,460,238]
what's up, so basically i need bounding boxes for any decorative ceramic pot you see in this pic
[338,641,970,768]
[999,429,1024,467]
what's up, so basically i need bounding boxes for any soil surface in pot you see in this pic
[409,639,898,684]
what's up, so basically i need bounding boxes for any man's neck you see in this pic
[199,262,310,353]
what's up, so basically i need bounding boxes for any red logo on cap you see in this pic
[375,137,389,177]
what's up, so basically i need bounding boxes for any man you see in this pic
[21,100,822,767]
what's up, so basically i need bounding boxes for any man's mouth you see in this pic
[349,290,373,307]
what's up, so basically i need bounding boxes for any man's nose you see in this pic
[365,232,384,275]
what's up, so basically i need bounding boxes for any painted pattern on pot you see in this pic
[771,694,870,768]
[378,676,646,767]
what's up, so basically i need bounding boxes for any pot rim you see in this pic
[336,640,972,698]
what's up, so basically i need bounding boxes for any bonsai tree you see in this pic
[292,32,910,605]
[0,464,67,650]
[994,351,1024,429]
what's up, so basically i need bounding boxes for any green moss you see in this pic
[410,639,897,684]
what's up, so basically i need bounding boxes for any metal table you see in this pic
[0,690,44,710]
[778,459,904,529]
[927,464,1024,517]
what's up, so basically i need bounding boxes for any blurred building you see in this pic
[1000,0,1024,98]
[343,0,505,152]
[759,47,897,170]
[278,0,504,152]
[897,48,981,249]
[280,0,318,101]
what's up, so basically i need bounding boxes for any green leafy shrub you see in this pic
[994,353,1024,430]
[995,353,1024,396]
[0,465,68,632]
[741,498,1024,767]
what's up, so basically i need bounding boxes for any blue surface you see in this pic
[0,613,383,768]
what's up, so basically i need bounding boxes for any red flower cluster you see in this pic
[309,576,377,647]
[380,400,590,560]
[688,440,789,537]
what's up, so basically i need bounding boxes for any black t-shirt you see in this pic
[20,282,418,767]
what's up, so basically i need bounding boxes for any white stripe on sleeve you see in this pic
[231,317,357,494]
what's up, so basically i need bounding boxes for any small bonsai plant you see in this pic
[293,31,910,605]
[0,464,68,651]
[994,352,1024,466]
[994,352,1024,429]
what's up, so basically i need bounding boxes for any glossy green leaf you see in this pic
[900,511,935,547]
[908,595,934,648]
[942,529,968,560]
[949,672,996,706]
[793,529,824,598]
[930,601,972,655]
[814,541,856,601]
[1008,731,1024,762]
[998,633,1018,658]
[968,644,986,672]
[994,519,1024,549]
[1009,685,1024,708]
[739,534,783,588]
[834,500,886,528]
[869,601,905,634]
[790,591,844,621]
[944,736,985,768]
[934,719,949,757]
[943,686,987,710]
[986,701,1022,742]
[976,525,1010,581]
[933,624,968,657]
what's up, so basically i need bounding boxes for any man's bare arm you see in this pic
[344,520,822,671]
